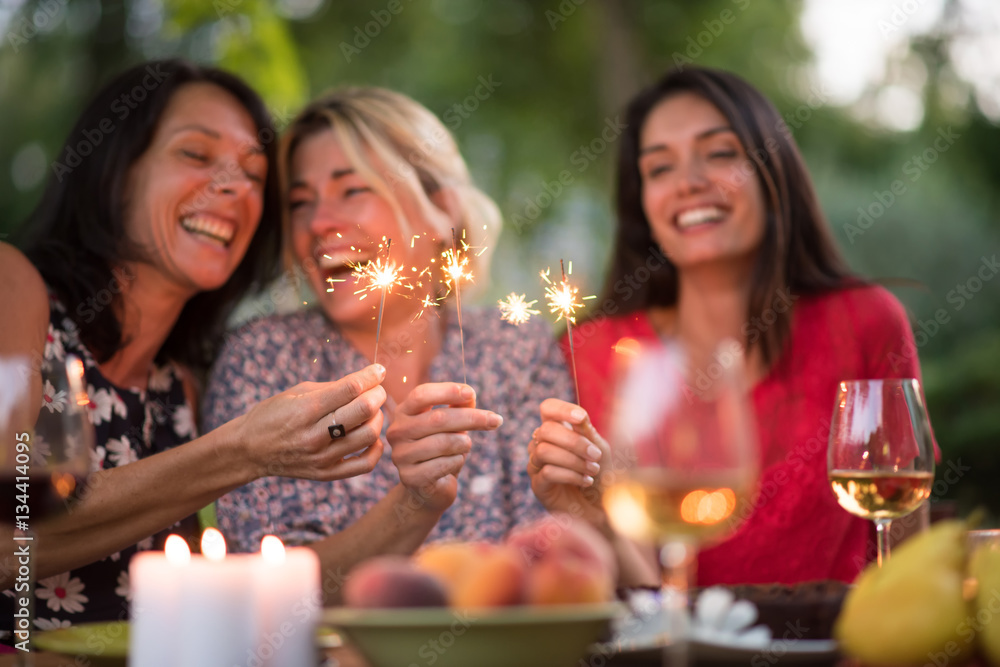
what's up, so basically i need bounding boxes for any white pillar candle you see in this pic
[129,535,190,667]
[251,536,321,667]
[176,528,257,667]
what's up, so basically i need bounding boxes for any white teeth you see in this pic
[676,206,726,228]
[181,215,235,245]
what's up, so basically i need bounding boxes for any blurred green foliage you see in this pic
[0,0,997,520]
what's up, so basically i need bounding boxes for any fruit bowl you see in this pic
[322,602,624,667]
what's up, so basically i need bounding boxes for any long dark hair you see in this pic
[600,66,854,366]
[15,59,282,371]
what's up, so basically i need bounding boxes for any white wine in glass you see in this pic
[827,379,935,567]
[601,339,758,648]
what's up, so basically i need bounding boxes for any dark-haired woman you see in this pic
[527,66,930,586]
[0,60,386,628]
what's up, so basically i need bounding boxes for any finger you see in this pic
[404,454,467,485]
[324,415,383,462]
[534,441,600,478]
[540,397,589,425]
[314,364,387,414]
[396,407,502,440]
[398,383,476,415]
[539,463,595,489]
[332,385,387,431]
[319,440,384,481]
[536,421,603,465]
[391,432,472,466]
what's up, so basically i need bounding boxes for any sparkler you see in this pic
[541,259,592,404]
[441,228,472,383]
[351,238,406,365]
[497,293,540,326]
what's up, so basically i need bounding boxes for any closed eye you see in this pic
[645,165,673,178]
[708,150,738,160]
[345,186,371,198]
[180,149,208,162]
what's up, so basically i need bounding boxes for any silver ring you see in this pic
[328,422,347,439]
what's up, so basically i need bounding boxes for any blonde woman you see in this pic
[203,88,573,585]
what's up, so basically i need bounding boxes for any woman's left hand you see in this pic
[388,382,503,515]
[528,398,611,527]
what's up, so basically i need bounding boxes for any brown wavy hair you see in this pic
[599,66,855,366]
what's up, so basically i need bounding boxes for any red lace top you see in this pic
[562,285,928,585]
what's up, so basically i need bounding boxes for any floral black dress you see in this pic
[1,293,199,631]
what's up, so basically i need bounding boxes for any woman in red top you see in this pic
[526,66,926,586]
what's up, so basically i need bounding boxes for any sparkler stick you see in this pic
[497,293,540,326]
[351,238,406,365]
[442,228,471,383]
[542,259,587,404]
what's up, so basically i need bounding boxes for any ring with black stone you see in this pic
[328,423,347,439]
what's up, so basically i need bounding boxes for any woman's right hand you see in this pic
[387,382,502,516]
[528,398,611,527]
[234,364,387,481]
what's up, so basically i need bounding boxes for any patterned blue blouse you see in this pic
[203,305,573,553]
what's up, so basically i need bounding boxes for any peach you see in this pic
[344,556,448,609]
[507,513,617,605]
[451,545,529,608]
[413,541,487,594]
[527,555,613,605]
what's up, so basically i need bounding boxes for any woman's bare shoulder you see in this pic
[0,242,50,354]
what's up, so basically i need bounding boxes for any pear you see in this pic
[971,543,1000,665]
[835,519,975,666]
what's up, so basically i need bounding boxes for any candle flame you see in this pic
[497,293,540,326]
[201,528,227,561]
[261,535,286,564]
[165,534,191,565]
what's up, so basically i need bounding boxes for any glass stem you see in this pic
[875,518,892,567]
[659,539,694,665]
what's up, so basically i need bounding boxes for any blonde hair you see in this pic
[279,87,501,288]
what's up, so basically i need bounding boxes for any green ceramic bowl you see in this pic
[323,603,624,667]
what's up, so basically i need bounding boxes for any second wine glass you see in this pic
[827,378,935,567]
[600,338,759,647]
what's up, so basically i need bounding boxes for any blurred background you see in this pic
[0,0,997,521]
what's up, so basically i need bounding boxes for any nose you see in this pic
[307,199,348,237]
[207,170,255,199]
[674,156,710,197]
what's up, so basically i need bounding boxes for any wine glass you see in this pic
[601,338,759,654]
[827,379,935,567]
[2,354,95,658]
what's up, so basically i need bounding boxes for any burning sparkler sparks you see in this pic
[497,293,540,326]
[541,260,593,404]
[350,238,409,364]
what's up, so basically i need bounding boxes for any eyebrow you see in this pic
[639,126,735,156]
[289,168,355,190]
[172,124,265,154]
